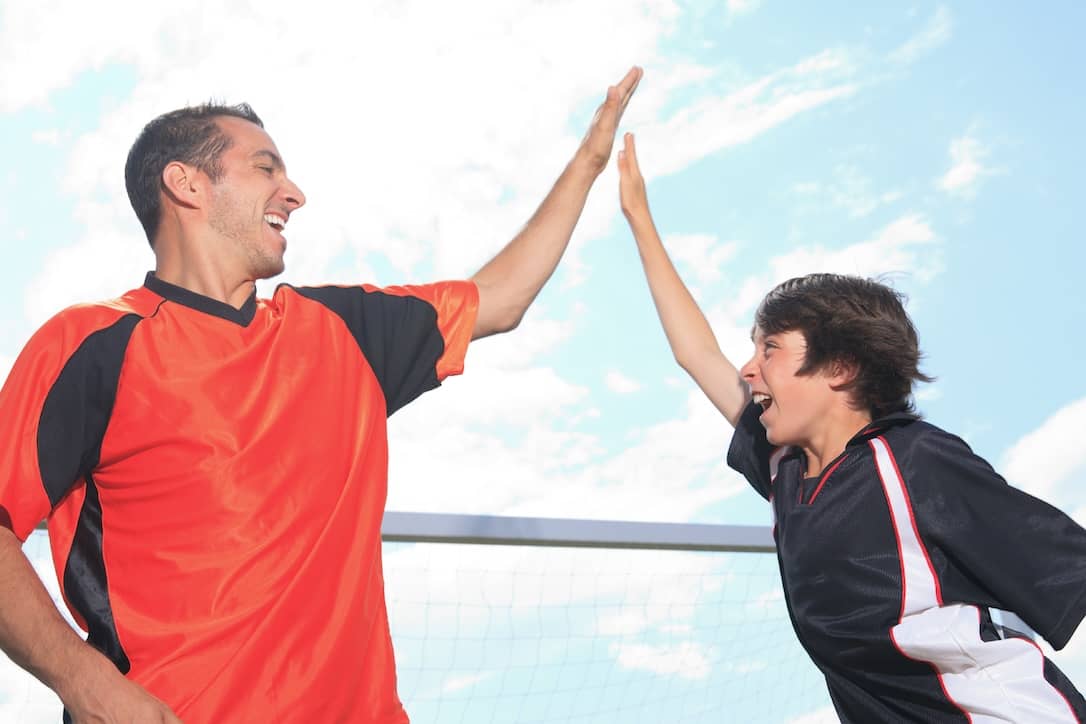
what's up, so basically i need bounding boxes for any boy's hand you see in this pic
[618,132,649,219]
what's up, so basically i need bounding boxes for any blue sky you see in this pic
[2,1,1085,721]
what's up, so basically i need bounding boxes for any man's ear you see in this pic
[161,161,202,210]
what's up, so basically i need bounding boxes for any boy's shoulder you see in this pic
[856,415,987,469]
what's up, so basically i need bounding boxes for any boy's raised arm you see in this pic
[617,132,750,427]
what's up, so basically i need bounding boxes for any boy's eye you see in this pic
[257,166,274,174]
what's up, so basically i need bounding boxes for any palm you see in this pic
[580,67,642,172]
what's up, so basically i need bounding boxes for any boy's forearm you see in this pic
[628,208,720,364]
[627,207,749,425]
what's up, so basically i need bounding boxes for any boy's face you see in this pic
[739,327,841,448]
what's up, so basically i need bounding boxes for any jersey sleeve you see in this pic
[291,280,479,416]
[0,308,138,541]
[726,401,777,501]
[911,427,1086,650]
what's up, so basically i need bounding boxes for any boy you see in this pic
[617,131,1086,722]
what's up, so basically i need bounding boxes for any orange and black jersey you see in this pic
[729,401,1086,723]
[0,272,478,723]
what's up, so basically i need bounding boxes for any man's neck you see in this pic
[152,229,257,310]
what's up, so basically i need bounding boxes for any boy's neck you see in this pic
[800,407,873,478]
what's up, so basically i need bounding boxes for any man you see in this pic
[0,66,641,723]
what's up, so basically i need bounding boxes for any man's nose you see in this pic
[283,177,306,209]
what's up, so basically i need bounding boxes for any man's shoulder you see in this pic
[49,286,159,328]
[32,286,159,348]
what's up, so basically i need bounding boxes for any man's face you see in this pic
[739,327,839,448]
[205,116,306,280]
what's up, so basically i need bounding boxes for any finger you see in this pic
[624,133,641,176]
[616,66,643,113]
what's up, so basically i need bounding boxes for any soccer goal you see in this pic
[381,512,832,723]
[7,514,834,723]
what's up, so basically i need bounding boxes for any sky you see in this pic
[2,0,1086,721]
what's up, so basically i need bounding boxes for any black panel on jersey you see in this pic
[63,474,131,674]
[291,286,446,416]
[37,314,142,506]
[144,272,257,327]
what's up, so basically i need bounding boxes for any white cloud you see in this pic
[610,640,715,679]
[817,165,903,218]
[1000,396,1086,504]
[30,129,64,145]
[937,134,989,199]
[914,384,942,402]
[727,213,941,321]
[663,233,740,284]
[604,369,642,395]
[633,50,859,181]
[890,6,953,64]
[440,672,492,694]
[787,706,840,724]
[0,355,13,389]
[725,0,762,16]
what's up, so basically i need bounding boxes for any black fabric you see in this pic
[62,474,130,674]
[725,402,780,501]
[911,429,1086,650]
[37,314,142,506]
[144,272,257,327]
[727,401,1086,722]
[290,285,445,416]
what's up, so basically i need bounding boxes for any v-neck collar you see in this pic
[144,272,258,327]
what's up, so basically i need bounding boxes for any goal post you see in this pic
[14,514,835,723]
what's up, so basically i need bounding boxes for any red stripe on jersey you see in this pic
[806,454,848,505]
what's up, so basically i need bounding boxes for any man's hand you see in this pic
[575,66,642,176]
[61,649,183,724]
[617,131,649,219]
[470,65,642,338]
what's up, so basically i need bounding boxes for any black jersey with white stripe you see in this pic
[728,401,1086,723]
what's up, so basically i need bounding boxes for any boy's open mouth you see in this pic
[752,392,773,412]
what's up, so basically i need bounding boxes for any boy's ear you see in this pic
[828,358,859,389]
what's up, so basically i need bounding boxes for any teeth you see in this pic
[752,393,771,407]
[264,213,286,229]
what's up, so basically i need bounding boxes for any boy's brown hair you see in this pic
[755,273,933,418]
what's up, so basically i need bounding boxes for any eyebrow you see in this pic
[251,149,285,170]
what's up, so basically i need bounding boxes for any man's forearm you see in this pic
[0,526,102,705]
[470,152,598,339]
[470,67,641,340]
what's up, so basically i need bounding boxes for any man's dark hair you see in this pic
[754,273,934,419]
[124,102,263,245]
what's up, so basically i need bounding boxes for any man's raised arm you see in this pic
[470,66,642,340]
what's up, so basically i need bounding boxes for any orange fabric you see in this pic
[0,279,478,722]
